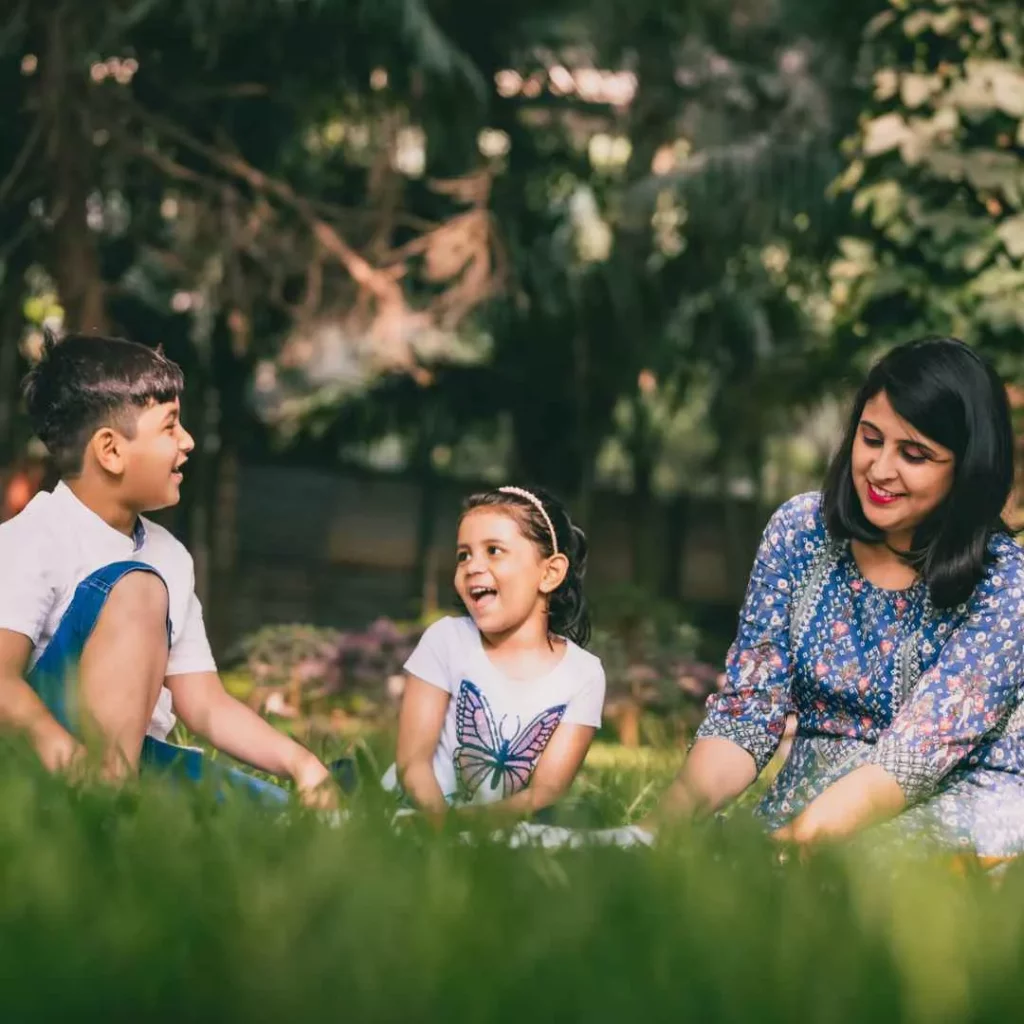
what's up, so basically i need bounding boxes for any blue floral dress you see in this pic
[696,492,1024,856]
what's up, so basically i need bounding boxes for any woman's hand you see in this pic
[771,764,906,847]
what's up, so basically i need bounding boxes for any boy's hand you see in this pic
[34,718,87,777]
[292,753,339,810]
[0,630,87,778]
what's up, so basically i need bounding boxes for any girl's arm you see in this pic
[394,674,450,815]
[460,721,595,819]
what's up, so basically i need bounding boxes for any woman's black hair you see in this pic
[822,336,1014,609]
[461,486,591,647]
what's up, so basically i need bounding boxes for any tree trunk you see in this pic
[202,313,250,655]
[631,452,655,589]
[42,7,107,332]
[719,475,747,600]
[187,368,219,620]
[661,492,689,602]
[208,442,238,652]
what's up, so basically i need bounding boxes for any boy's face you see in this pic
[119,397,194,511]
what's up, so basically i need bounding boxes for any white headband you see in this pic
[498,486,559,555]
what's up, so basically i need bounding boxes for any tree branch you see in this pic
[126,104,402,304]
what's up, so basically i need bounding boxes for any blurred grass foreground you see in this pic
[3,739,1024,1023]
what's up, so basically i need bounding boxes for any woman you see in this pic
[649,336,1024,857]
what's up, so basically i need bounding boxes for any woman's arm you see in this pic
[646,737,759,827]
[783,567,1024,847]
[394,674,450,815]
[460,722,595,820]
[645,498,812,828]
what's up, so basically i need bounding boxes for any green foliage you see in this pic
[226,619,423,719]
[589,585,713,693]
[226,604,719,740]
[4,739,1024,1021]
[832,0,1024,374]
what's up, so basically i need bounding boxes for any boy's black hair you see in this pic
[22,329,184,477]
[461,485,591,647]
[822,335,1014,609]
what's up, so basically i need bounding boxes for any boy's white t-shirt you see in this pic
[385,615,606,805]
[0,482,217,739]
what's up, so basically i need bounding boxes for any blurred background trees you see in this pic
[2,0,1022,669]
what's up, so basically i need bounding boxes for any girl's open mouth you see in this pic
[468,585,497,610]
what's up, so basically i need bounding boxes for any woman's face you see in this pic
[851,391,956,548]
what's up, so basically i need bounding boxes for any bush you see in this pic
[226,619,424,720]
[588,586,722,747]
[228,593,722,747]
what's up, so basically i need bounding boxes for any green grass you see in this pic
[2,738,1023,1023]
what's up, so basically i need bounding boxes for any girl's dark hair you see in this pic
[822,336,1014,609]
[461,486,591,647]
[22,329,184,477]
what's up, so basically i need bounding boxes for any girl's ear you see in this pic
[540,552,569,594]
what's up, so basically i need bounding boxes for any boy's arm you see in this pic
[0,523,79,770]
[0,629,83,772]
[165,671,336,807]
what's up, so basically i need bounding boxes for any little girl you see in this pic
[385,485,605,816]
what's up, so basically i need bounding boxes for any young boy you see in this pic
[0,330,335,806]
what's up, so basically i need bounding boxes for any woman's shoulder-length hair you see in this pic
[821,336,1015,609]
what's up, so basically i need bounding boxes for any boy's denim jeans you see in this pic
[28,560,289,805]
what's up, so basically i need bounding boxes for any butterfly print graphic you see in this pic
[453,680,566,799]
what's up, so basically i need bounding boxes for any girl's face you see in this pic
[851,391,956,548]
[455,507,565,638]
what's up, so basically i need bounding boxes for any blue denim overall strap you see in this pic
[28,560,289,806]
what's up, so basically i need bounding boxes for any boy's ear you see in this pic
[88,427,127,477]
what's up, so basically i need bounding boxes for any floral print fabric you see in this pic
[696,493,1024,856]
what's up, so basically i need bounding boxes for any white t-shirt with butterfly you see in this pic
[384,615,606,806]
